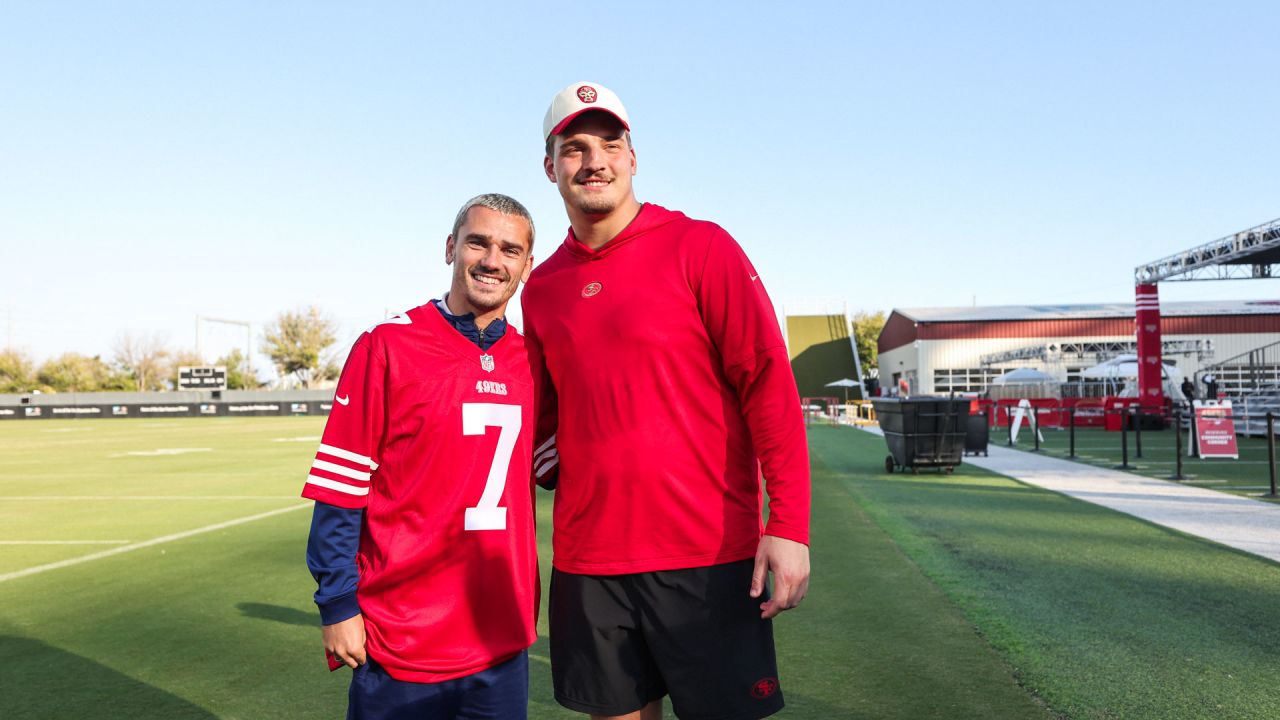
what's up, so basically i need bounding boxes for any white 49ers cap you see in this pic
[543,81,631,139]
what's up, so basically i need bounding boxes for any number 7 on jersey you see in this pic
[462,402,522,531]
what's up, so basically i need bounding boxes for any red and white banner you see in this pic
[1135,283,1163,409]
[1192,400,1239,459]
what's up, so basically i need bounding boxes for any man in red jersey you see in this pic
[523,83,811,720]
[303,194,540,720]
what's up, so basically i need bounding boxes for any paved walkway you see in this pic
[860,426,1280,564]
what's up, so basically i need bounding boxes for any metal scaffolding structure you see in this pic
[980,339,1214,367]
[1135,216,1280,283]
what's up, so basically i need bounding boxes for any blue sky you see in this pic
[2,2,1277,374]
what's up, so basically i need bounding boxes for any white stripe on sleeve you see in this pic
[535,457,559,479]
[317,443,379,470]
[534,447,558,465]
[311,459,372,483]
[305,475,371,496]
[534,434,556,456]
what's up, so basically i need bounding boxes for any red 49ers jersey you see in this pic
[302,303,538,683]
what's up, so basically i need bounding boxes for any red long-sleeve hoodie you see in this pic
[522,203,810,575]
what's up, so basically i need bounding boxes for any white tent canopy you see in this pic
[987,367,1061,399]
[991,368,1057,385]
[1078,354,1185,399]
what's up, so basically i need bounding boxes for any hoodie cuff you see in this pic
[317,592,361,626]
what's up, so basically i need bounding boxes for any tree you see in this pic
[317,356,343,385]
[216,348,265,390]
[0,349,36,393]
[36,353,134,392]
[262,306,338,388]
[114,333,170,391]
[851,311,887,372]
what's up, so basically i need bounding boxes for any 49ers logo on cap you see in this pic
[581,281,602,298]
[750,677,779,699]
[577,85,598,104]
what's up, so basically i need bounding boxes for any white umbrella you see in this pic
[824,378,860,403]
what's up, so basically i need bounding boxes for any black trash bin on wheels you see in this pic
[871,396,966,474]
[964,411,989,456]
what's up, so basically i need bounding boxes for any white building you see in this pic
[878,300,1280,397]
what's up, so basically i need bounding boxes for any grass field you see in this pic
[999,423,1280,503]
[2,417,1279,718]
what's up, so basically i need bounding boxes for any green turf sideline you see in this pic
[773,441,1050,719]
[817,425,1280,720]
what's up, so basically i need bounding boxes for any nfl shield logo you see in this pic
[480,354,495,372]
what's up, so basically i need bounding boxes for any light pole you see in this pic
[196,315,253,376]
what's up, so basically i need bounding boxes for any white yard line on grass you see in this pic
[111,448,213,457]
[0,540,131,545]
[0,503,310,584]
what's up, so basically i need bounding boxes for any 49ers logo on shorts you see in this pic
[577,85,597,104]
[581,281,602,298]
[750,677,779,699]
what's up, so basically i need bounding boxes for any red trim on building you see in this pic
[917,319,1133,341]
[878,311,919,353]
[889,315,1280,346]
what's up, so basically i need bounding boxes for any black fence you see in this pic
[1009,404,1278,495]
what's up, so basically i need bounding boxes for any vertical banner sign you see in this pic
[1193,400,1239,459]
[1134,284,1163,409]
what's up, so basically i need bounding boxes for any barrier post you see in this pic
[1134,407,1143,459]
[1069,407,1076,458]
[1171,410,1184,480]
[1007,406,1014,446]
[1117,409,1130,469]
[1032,407,1042,452]
[1268,413,1277,498]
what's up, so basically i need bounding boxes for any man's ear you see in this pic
[445,235,455,264]
[520,254,534,283]
[543,154,556,183]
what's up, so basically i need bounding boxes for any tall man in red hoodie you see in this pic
[522,82,811,720]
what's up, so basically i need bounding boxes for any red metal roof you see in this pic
[878,309,1280,354]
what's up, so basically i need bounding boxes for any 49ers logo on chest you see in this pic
[475,380,508,396]
[581,281,602,298]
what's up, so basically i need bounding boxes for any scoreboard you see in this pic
[178,366,228,391]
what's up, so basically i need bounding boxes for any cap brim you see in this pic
[548,108,631,138]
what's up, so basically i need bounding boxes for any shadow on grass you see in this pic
[236,602,319,627]
[2,635,216,719]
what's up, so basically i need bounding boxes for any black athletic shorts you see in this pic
[549,558,784,720]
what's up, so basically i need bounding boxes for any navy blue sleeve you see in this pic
[306,501,363,625]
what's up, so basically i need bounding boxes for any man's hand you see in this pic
[750,535,810,619]
[323,613,367,669]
